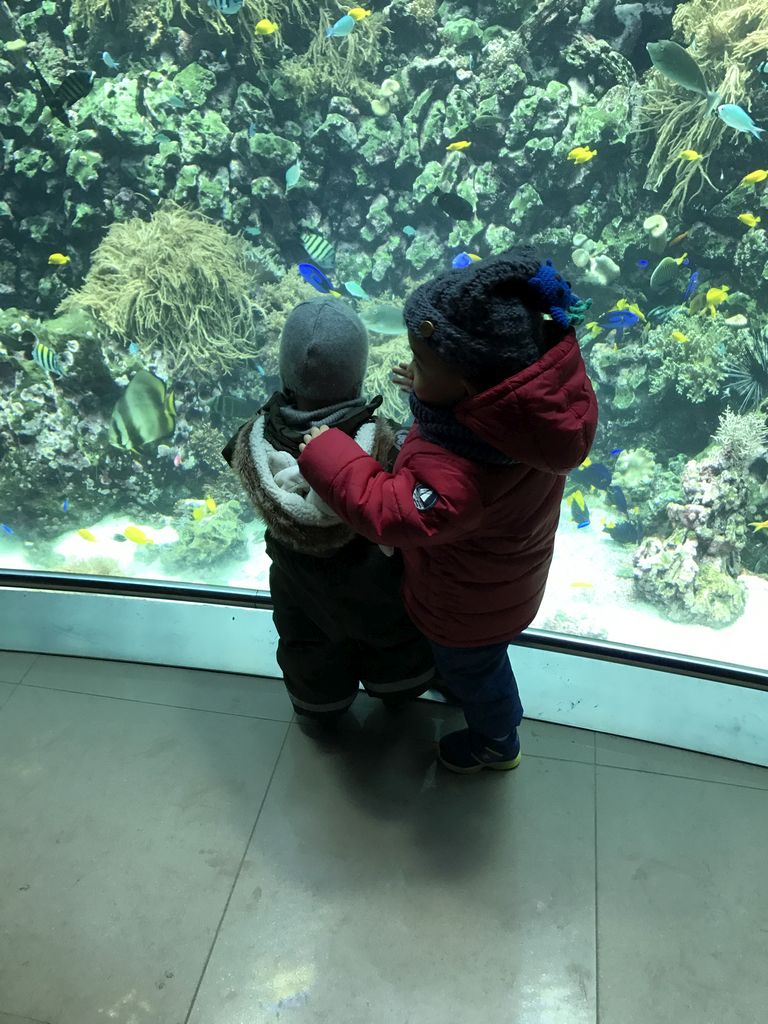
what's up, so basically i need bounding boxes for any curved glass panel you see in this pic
[1,0,766,671]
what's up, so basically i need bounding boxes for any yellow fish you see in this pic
[703,284,729,317]
[614,298,646,321]
[580,457,592,468]
[671,330,689,343]
[570,581,594,588]
[737,213,761,228]
[566,489,586,511]
[205,496,217,513]
[124,525,154,545]
[254,18,278,33]
[446,140,471,151]
[749,519,768,532]
[679,148,702,161]
[347,6,372,19]
[566,146,597,164]
[584,322,601,335]
[77,528,96,542]
[740,169,768,184]
[192,506,206,522]
[48,252,70,265]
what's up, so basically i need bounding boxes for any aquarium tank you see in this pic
[1,0,767,672]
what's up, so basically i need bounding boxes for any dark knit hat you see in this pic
[279,297,369,404]
[403,245,591,385]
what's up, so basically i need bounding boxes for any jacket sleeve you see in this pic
[298,427,484,549]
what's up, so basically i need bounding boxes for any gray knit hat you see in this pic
[279,297,369,404]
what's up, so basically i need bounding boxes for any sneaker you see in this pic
[436,727,522,774]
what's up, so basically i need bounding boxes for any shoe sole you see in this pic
[436,746,523,775]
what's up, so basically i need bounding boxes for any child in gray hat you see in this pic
[222,296,436,726]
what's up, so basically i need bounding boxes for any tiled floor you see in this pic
[1,651,767,1024]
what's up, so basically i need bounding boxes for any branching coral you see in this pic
[277,9,390,105]
[637,0,768,215]
[712,407,768,467]
[363,336,412,422]
[58,201,259,380]
[69,0,316,50]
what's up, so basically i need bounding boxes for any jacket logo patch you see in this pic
[413,484,439,511]
[393,428,409,450]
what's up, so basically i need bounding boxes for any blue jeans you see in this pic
[429,640,524,739]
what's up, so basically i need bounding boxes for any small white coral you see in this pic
[712,407,768,467]
[407,0,436,22]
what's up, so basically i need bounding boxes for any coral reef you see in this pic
[158,499,247,572]
[632,411,766,626]
[1,0,767,628]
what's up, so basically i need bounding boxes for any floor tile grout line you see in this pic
[7,679,768,789]
[183,721,294,1024]
[594,733,600,1024]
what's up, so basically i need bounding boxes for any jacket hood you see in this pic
[455,324,598,473]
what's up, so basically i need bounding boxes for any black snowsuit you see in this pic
[222,392,436,718]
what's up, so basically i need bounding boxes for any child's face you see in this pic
[407,331,478,406]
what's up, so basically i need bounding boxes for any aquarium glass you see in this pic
[1,0,767,672]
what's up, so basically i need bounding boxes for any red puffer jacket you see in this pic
[298,325,599,647]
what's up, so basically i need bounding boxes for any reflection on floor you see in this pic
[1,650,766,1024]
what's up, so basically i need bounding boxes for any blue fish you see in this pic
[208,0,243,14]
[596,308,640,346]
[682,269,699,302]
[717,103,765,139]
[128,341,139,355]
[402,225,417,236]
[298,262,337,294]
[1,523,13,536]
[604,520,643,544]
[326,13,356,37]
[606,483,628,516]
[610,447,622,456]
[101,51,120,70]
[452,252,475,269]
[573,461,613,490]
[248,123,257,139]
[63,498,70,512]
[637,258,649,267]
[597,309,640,330]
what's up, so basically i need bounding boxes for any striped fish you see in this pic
[109,369,176,452]
[32,339,63,376]
[52,70,92,108]
[300,232,336,269]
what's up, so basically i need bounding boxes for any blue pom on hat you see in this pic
[526,258,592,328]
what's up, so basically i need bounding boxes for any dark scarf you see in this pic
[262,391,382,458]
[408,391,516,465]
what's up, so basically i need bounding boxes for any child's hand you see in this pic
[391,361,415,393]
[299,424,330,453]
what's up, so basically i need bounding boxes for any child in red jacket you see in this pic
[298,245,599,774]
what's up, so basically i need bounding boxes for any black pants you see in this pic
[267,533,436,716]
